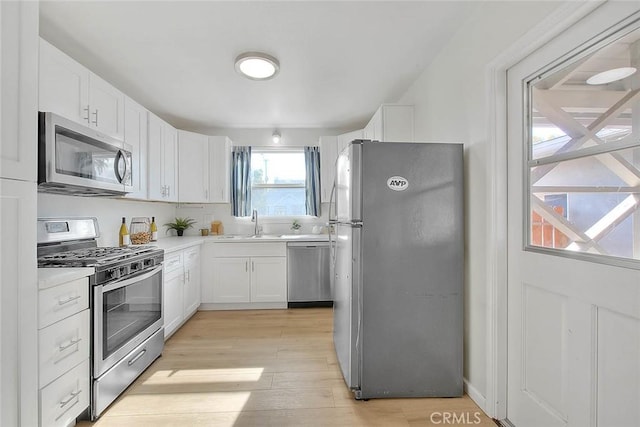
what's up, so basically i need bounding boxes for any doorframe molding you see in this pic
[483,0,604,420]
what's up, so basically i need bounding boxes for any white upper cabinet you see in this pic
[39,39,88,127]
[39,38,125,140]
[363,104,414,142]
[1,1,38,182]
[123,97,148,200]
[208,136,232,203]
[88,73,125,140]
[337,129,363,156]
[178,130,209,203]
[148,113,178,202]
[319,136,337,203]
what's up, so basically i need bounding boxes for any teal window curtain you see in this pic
[231,146,252,217]
[304,146,321,216]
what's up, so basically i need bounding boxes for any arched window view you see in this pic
[528,25,640,261]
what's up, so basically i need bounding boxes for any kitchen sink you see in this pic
[209,234,324,240]
[210,234,283,240]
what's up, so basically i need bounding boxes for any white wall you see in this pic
[38,193,176,246]
[397,0,564,404]
[187,127,345,147]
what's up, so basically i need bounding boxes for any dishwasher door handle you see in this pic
[287,241,330,248]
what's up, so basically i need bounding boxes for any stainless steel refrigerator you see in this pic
[330,140,463,399]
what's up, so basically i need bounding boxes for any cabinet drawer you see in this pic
[164,252,184,276]
[40,359,89,427]
[39,277,89,329]
[184,246,200,266]
[39,310,90,388]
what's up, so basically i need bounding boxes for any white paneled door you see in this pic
[506,3,640,427]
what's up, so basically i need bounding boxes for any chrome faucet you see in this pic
[251,209,260,236]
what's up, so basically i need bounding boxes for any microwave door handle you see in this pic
[114,149,126,184]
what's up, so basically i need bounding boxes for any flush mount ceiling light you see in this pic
[586,67,637,85]
[235,52,280,80]
[272,131,281,144]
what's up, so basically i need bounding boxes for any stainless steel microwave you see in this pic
[38,112,133,196]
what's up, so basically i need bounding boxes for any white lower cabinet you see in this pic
[40,359,90,427]
[183,246,201,317]
[251,257,287,302]
[38,274,90,427]
[201,243,287,309]
[38,311,90,388]
[163,251,184,339]
[163,245,201,339]
[211,257,251,303]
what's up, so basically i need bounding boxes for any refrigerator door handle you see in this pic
[328,180,337,224]
[328,180,337,273]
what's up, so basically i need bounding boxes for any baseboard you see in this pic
[464,378,487,414]
[199,302,288,310]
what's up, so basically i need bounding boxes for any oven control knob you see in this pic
[105,269,117,280]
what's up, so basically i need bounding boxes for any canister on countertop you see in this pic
[211,220,223,235]
[130,217,151,244]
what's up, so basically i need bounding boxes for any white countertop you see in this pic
[150,233,329,253]
[38,267,94,290]
[151,236,206,253]
[205,233,330,243]
[36,234,328,286]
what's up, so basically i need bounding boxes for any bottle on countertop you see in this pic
[150,216,158,241]
[119,217,130,247]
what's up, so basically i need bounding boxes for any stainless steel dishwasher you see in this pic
[287,241,332,307]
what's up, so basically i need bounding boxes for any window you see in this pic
[527,23,640,262]
[250,149,307,216]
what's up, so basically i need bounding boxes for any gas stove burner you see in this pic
[38,245,157,267]
[37,217,164,285]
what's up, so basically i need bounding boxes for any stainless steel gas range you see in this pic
[37,217,164,420]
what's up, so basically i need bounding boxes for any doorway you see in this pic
[504,3,640,426]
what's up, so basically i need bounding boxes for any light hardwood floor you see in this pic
[79,309,496,426]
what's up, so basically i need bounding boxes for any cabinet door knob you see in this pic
[83,106,90,123]
[92,109,99,126]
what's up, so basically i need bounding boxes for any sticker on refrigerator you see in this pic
[387,176,408,191]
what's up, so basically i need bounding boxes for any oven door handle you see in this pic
[101,265,163,293]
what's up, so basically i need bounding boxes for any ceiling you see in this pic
[39,1,474,132]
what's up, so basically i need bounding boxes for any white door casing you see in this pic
[505,3,640,427]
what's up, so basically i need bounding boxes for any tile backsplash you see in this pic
[176,203,330,236]
[37,194,330,245]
